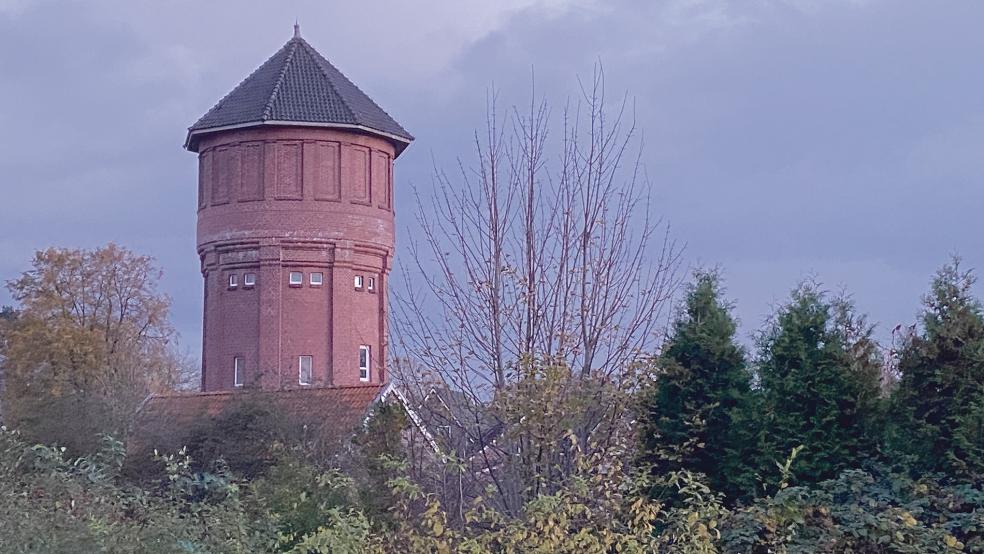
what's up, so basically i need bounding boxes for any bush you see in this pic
[721,467,983,553]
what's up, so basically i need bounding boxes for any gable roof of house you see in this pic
[412,386,505,460]
[140,384,386,427]
[130,383,441,460]
[132,384,387,452]
[185,28,413,154]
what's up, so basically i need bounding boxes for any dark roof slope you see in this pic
[185,32,412,152]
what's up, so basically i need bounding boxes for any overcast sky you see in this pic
[1,0,982,357]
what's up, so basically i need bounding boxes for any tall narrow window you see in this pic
[367,277,375,292]
[298,355,313,385]
[359,345,370,382]
[233,356,244,387]
[228,274,238,288]
[354,275,364,289]
[289,271,303,286]
[310,272,324,286]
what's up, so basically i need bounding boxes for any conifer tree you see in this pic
[889,259,984,478]
[639,271,757,501]
[756,283,883,487]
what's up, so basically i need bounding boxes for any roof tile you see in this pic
[133,385,387,451]
[187,36,412,150]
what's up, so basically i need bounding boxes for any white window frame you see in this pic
[354,275,364,289]
[289,271,303,286]
[233,356,244,387]
[367,277,375,291]
[358,345,370,382]
[243,273,256,287]
[310,272,324,286]
[228,274,238,288]
[298,355,313,385]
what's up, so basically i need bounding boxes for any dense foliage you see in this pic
[1,244,186,455]
[1,422,980,553]
[889,260,984,478]
[639,271,758,501]
[1,246,982,552]
[754,283,884,487]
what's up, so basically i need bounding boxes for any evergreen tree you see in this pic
[889,259,984,478]
[639,271,757,501]
[756,283,883,487]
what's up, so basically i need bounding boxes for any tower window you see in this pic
[310,272,324,286]
[367,277,375,292]
[243,273,256,287]
[233,356,244,387]
[354,275,364,289]
[289,272,303,286]
[298,355,313,385]
[228,274,238,288]
[359,345,370,382]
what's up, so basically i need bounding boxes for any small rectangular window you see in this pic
[354,275,364,289]
[228,274,238,288]
[234,356,244,387]
[367,277,375,291]
[298,355,313,385]
[289,272,303,286]
[310,272,324,286]
[359,345,370,382]
[243,273,256,287]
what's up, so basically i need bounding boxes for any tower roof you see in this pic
[185,29,413,154]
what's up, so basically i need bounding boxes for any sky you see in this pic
[1,0,983,358]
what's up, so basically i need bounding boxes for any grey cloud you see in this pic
[1,0,982,355]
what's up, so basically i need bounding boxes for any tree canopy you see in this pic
[755,283,884,487]
[890,259,984,478]
[640,270,757,501]
[1,244,186,453]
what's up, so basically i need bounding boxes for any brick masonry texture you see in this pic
[195,126,397,392]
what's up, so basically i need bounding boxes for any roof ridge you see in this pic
[264,384,385,393]
[151,390,235,399]
[302,42,412,141]
[150,383,385,399]
[295,39,359,125]
[188,40,291,133]
[261,39,300,121]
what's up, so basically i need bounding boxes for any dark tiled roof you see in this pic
[132,384,387,451]
[413,386,504,460]
[186,34,413,152]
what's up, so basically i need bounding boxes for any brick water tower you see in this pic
[185,25,413,392]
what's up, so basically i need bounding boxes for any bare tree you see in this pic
[392,67,682,515]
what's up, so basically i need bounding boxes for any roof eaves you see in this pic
[184,120,412,153]
[376,384,443,457]
[300,39,412,142]
[188,40,293,133]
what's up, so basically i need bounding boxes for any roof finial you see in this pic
[293,20,300,39]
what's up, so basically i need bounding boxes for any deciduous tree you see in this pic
[392,69,681,514]
[1,244,185,453]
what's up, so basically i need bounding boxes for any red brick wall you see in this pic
[196,126,397,391]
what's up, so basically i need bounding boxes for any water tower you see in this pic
[185,25,412,392]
